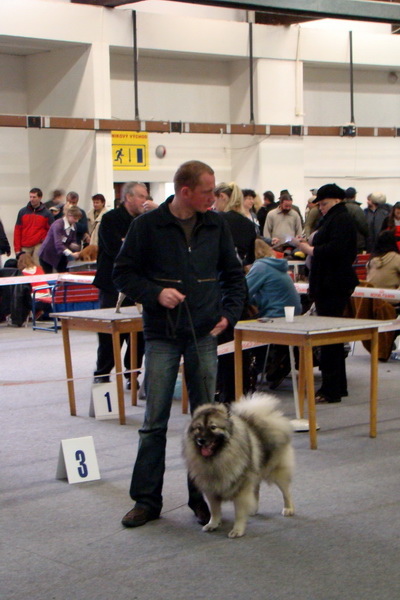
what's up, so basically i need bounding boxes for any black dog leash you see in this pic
[166,299,213,405]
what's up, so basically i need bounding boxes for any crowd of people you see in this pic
[5,187,110,273]
[0,187,111,324]
[1,165,400,531]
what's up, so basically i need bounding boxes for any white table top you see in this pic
[52,306,142,321]
[235,315,393,335]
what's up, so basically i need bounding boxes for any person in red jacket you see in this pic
[13,188,54,266]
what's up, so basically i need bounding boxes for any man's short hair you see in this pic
[279,194,292,204]
[263,190,275,203]
[345,187,357,199]
[121,182,147,203]
[173,160,214,193]
[30,187,42,198]
[67,191,79,202]
[368,192,386,205]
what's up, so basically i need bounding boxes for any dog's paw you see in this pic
[202,520,220,532]
[282,507,295,517]
[228,526,245,538]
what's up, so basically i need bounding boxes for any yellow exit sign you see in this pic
[112,131,149,170]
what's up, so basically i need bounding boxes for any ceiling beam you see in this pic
[175,0,400,24]
[72,0,400,24]
[71,0,135,6]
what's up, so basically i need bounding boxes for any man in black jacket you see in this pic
[343,187,369,252]
[298,183,358,404]
[256,190,277,233]
[93,182,156,384]
[114,160,246,529]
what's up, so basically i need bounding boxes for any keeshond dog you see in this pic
[183,393,295,538]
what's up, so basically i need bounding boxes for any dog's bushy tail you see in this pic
[232,392,281,418]
[232,392,293,444]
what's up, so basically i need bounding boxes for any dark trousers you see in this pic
[94,290,144,379]
[315,295,350,400]
[40,256,68,274]
[130,335,217,514]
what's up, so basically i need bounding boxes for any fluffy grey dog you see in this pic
[183,393,295,538]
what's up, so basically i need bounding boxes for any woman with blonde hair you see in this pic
[214,182,256,266]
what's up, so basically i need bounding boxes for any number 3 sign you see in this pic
[56,436,101,484]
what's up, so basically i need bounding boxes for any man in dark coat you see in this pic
[298,183,358,404]
[92,182,156,384]
[256,190,278,233]
[343,187,369,252]
[0,218,11,260]
[113,160,246,529]
[364,192,392,252]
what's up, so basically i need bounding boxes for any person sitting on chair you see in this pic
[246,239,302,389]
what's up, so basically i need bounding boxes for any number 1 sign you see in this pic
[56,436,101,484]
[90,382,119,420]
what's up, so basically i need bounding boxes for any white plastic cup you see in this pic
[284,306,295,322]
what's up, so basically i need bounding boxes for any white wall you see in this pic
[0,55,27,113]
[26,46,93,117]
[0,56,29,246]
[229,60,251,123]
[304,136,400,208]
[110,54,231,122]
[0,129,30,250]
[28,129,97,208]
[304,65,400,127]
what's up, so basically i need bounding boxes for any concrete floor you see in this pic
[1,323,400,600]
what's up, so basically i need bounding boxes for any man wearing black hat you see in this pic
[297,184,358,404]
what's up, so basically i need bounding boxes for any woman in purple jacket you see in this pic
[39,205,82,273]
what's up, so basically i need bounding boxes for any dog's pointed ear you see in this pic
[214,401,231,417]
[211,400,231,417]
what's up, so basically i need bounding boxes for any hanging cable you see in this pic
[132,10,139,120]
[349,30,355,124]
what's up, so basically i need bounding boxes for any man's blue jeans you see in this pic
[129,334,218,514]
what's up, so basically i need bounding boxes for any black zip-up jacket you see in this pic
[113,198,246,340]
[93,203,135,293]
[309,202,358,300]
[0,219,10,255]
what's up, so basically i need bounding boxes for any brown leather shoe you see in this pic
[315,394,341,404]
[121,506,159,528]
